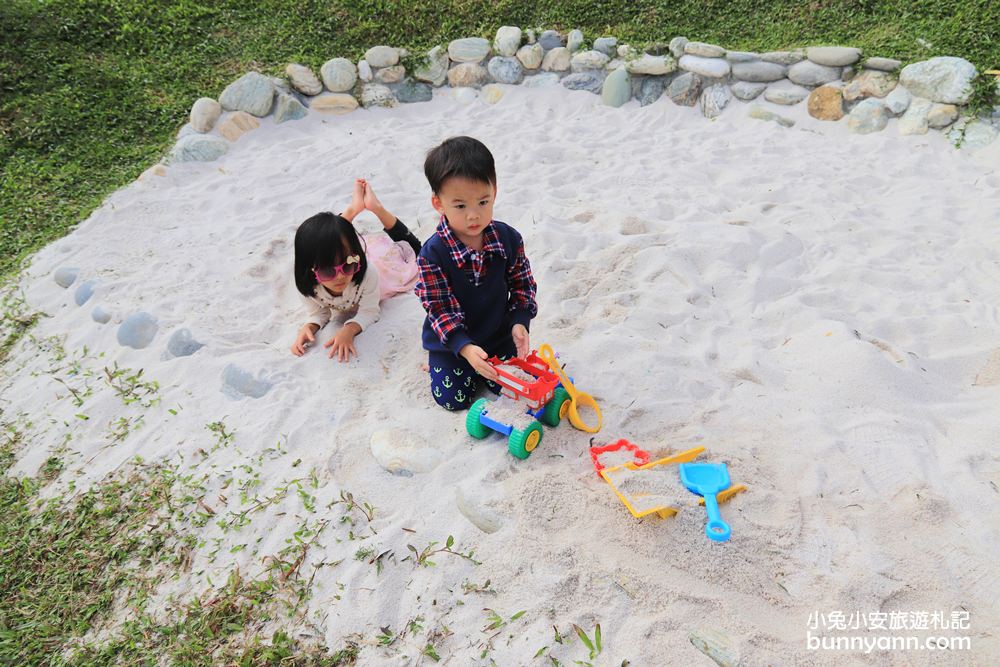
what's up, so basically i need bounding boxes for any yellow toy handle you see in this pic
[538,344,603,434]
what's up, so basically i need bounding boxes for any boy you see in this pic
[415,136,537,411]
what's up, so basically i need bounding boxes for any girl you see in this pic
[291,179,421,362]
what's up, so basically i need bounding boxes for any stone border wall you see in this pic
[165,27,1000,167]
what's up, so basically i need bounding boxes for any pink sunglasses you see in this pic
[313,254,360,282]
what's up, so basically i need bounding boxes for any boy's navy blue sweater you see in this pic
[418,221,533,356]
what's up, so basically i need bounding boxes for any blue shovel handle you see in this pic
[703,492,731,542]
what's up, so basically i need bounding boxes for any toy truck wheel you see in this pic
[466,399,492,439]
[508,422,543,460]
[541,387,571,427]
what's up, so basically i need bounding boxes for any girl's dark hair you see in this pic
[424,136,496,194]
[293,212,368,297]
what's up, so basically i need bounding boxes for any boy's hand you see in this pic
[324,325,359,362]
[460,344,499,381]
[291,324,319,356]
[511,324,530,359]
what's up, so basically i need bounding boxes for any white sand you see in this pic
[4,83,1000,664]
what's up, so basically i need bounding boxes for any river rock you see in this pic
[190,97,221,132]
[806,46,861,67]
[541,47,571,72]
[847,98,889,134]
[764,81,810,105]
[601,67,631,107]
[311,93,359,114]
[219,72,274,117]
[449,37,491,63]
[700,84,731,118]
[414,46,449,86]
[516,43,544,69]
[788,60,842,86]
[667,72,702,106]
[684,41,725,58]
[448,63,489,87]
[364,45,398,68]
[494,26,522,57]
[285,63,323,95]
[679,54,730,79]
[899,57,977,104]
[321,58,358,92]
[807,85,844,120]
[731,81,767,100]
[731,60,786,83]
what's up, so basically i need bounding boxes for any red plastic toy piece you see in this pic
[486,351,561,411]
[590,439,651,476]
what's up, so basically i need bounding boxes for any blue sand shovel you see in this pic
[679,462,732,542]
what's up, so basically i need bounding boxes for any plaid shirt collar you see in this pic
[436,215,506,268]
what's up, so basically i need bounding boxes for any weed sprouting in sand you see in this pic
[406,535,482,568]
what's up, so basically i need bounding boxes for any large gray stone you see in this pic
[522,72,561,88]
[414,46,449,86]
[601,67,631,107]
[274,93,307,123]
[171,134,229,162]
[700,84,731,119]
[679,54,730,79]
[899,57,977,104]
[667,72,703,106]
[285,63,323,95]
[732,60,786,83]
[487,56,524,84]
[625,54,676,76]
[684,41,725,58]
[364,45,398,68]
[571,50,610,72]
[357,60,373,82]
[449,37,491,63]
[516,43,544,70]
[538,30,563,51]
[561,71,605,93]
[898,97,932,135]
[494,26,522,57]
[806,46,861,67]
[731,81,767,101]
[321,58,358,93]
[219,72,274,117]
[949,119,999,149]
[764,80,810,105]
[787,60,843,87]
[392,78,433,103]
[847,98,889,134]
[725,51,758,63]
[594,37,618,57]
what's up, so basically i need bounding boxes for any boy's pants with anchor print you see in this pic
[428,339,517,411]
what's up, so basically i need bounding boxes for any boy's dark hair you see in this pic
[293,212,368,297]
[423,136,496,194]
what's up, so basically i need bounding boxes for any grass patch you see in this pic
[1,1,999,281]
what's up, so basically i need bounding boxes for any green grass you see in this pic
[1,1,998,281]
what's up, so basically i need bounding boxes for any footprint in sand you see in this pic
[53,267,79,288]
[221,363,273,399]
[74,280,97,306]
[164,328,204,359]
[92,306,112,324]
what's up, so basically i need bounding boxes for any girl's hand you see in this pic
[291,324,319,356]
[324,324,359,362]
[511,324,530,359]
[460,344,499,381]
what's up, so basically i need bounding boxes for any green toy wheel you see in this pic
[508,421,543,460]
[466,398,492,439]
[540,387,571,427]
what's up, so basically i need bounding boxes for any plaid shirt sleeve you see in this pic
[506,242,538,329]
[415,255,472,353]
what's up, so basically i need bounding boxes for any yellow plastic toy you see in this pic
[600,446,747,519]
[537,344,603,434]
